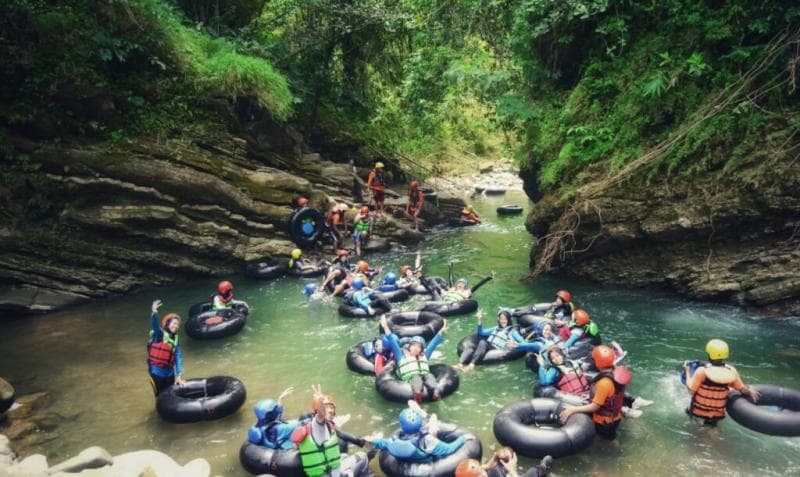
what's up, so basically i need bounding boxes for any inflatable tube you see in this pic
[493,398,595,458]
[567,339,594,361]
[383,312,444,341]
[378,422,482,477]
[534,385,589,407]
[0,377,14,415]
[244,261,287,280]
[456,334,526,365]
[378,289,411,303]
[239,442,303,477]
[497,205,523,215]
[376,364,459,403]
[156,376,246,423]
[516,314,550,331]
[289,207,325,248]
[447,218,479,228]
[346,341,379,376]
[185,303,248,340]
[338,303,390,318]
[726,385,800,436]
[286,259,328,278]
[483,187,506,196]
[511,303,551,318]
[419,299,478,317]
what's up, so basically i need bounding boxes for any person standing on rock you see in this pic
[352,206,373,257]
[147,299,184,396]
[367,162,386,218]
[325,204,348,252]
[404,180,425,232]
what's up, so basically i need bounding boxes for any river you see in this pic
[1,190,798,476]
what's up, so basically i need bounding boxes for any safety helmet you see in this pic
[456,278,468,287]
[556,290,572,303]
[400,265,411,275]
[706,339,729,361]
[218,280,233,294]
[360,206,370,215]
[352,278,365,290]
[311,394,336,415]
[362,341,375,358]
[467,205,475,212]
[291,249,302,259]
[357,260,369,272]
[455,459,484,477]
[303,283,317,296]
[398,408,423,434]
[297,197,309,207]
[338,203,349,211]
[409,336,426,347]
[572,309,590,326]
[375,162,385,169]
[160,313,181,329]
[410,180,419,189]
[384,272,397,285]
[254,399,283,423]
[592,345,615,369]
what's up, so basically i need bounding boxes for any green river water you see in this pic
[1,190,799,476]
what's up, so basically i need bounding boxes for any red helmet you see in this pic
[297,197,309,207]
[572,309,590,326]
[400,265,411,275]
[218,281,233,294]
[592,345,615,369]
[556,289,572,303]
[357,260,369,272]
[410,180,419,189]
[160,313,181,329]
[311,394,336,415]
[360,206,370,215]
[455,459,484,477]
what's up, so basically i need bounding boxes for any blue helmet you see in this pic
[352,278,365,290]
[399,408,423,434]
[303,283,318,296]
[254,399,283,423]
[456,278,468,286]
[384,273,397,285]
[409,336,426,347]
[361,341,375,358]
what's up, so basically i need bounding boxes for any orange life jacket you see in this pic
[590,368,629,424]
[690,364,736,420]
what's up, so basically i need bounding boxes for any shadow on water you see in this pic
[0,190,798,475]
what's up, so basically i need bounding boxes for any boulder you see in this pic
[47,447,112,474]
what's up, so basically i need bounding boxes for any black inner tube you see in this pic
[383,312,444,341]
[493,398,595,458]
[456,334,526,365]
[378,422,482,477]
[239,442,304,477]
[727,384,800,437]
[375,364,460,403]
[156,376,247,423]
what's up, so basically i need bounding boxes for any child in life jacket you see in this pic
[146,299,184,396]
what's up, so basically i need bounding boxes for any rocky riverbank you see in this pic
[523,164,800,316]
[0,98,442,316]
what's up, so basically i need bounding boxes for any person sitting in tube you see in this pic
[459,204,481,224]
[559,309,601,349]
[457,309,528,373]
[288,248,323,274]
[343,277,391,316]
[380,316,448,403]
[212,280,249,311]
[318,249,352,296]
[147,299,184,396]
[362,335,395,375]
[248,387,306,449]
[513,320,563,354]
[332,260,382,298]
[454,451,554,477]
[290,385,371,477]
[367,400,475,461]
[545,289,575,324]
[396,252,424,291]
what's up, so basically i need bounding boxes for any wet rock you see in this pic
[15,453,48,475]
[6,393,47,421]
[47,447,112,474]
[0,379,14,414]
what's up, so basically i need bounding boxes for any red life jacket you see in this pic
[590,367,630,421]
[556,363,590,395]
[409,189,423,207]
[147,340,176,368]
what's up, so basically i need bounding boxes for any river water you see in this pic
[1,190,798,476]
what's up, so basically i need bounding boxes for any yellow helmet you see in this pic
[291,248,302,259]
[375,162,384,169]
[706,339,729,361]
[466,205,474,211]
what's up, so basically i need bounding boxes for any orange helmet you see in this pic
[218,281,233,293]
[297,197,309,207]
[410,180,419,189]
[455,459,484,477]
[592,345,615,369]
[357,260,369,272]
[556,290,572,303]
[311,394,336,414]
[160,313,181,329]
[572,309,590,326]
[360,206,370,215]
[400,265,411,275]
